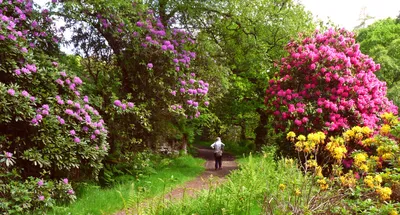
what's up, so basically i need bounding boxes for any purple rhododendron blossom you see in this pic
[7,89,15,96]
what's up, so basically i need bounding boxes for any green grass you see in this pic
[51,155,205,215]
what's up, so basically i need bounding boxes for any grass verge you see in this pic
[140,149,311,215]
[50,155,204,215]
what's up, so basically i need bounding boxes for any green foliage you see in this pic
[173,0,315,148]
[357,18,400,106]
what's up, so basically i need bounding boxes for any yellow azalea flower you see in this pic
[326,136,344,152]
[354,152,368,167]
[382,153,394,160]
[377,146,387,156]
[343,130,355,141]
[340,171,356,187]
[381,112,399,126]
[380,124,391,135]
[376,186,392,201]
[316,131,326,143]
[297,135,306,141]
[355,132,363,140]
[362,137,375,146]
[389,210,398,215]
[287,131,296,141]
[315,166,323,177]
[381,112,393,120]
[295,188,301,196]
[295,141,304,152]
[364,176,374,188]
[352,126,362,133]
[306,159,318,168]
[371,156,380,162]
[279,184,286,191]
[361,126,372,135]
[359,164,369,172]
[332,146,347,161]
[374,175,382,184]
[317,178,328,190]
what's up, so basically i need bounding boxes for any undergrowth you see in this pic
[50,155,204,215]
[132,147,313,214]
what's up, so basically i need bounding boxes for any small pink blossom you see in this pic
[7,89,15,96]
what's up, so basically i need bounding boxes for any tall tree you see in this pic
[54,0,210,155]
[166,0,316,149]
[357,18,400,106]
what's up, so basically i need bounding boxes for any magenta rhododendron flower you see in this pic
[114,100,122,107]
[7,89,15,96]
[21,90,29,97]
[147,63,153,68]
[62,178,68,184]
[5,152,12,159]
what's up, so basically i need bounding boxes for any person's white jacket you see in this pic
[211,137,225,153]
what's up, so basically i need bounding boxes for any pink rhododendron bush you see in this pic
[264,28,400,213]
[0,1,108,213]
[266,28,398,156]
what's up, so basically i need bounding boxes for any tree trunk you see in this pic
[254,108,268,151]
[240,119,246,141]
[181,134,188,154]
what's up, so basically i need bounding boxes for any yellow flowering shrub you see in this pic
[376,186,393,201]
[286,112,400,211]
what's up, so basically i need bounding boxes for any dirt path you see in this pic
[115,146,238,215]
[164,146,237,200]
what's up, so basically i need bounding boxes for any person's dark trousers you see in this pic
[214,153,222,170]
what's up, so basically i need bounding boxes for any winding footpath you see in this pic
[164,146,237,200]
[115,146,238,215]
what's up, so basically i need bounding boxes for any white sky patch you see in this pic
[33,0,400,53]
[300,0,400,30]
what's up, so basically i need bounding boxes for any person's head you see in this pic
[216,137,221,141]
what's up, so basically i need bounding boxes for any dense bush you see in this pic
[0,1,108,213]
[266,28,397,151]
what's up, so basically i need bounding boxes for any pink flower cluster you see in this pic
[31,104,50,125]
[5,152,13,159]
[113,100,134,110]
[266,28,398,135]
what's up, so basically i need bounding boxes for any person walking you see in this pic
[211,137,225,170]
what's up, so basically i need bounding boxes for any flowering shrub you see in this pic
[57,1,209,120]
[285,113,400,214]
[0,0,108,213]
[266,28,397,137]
